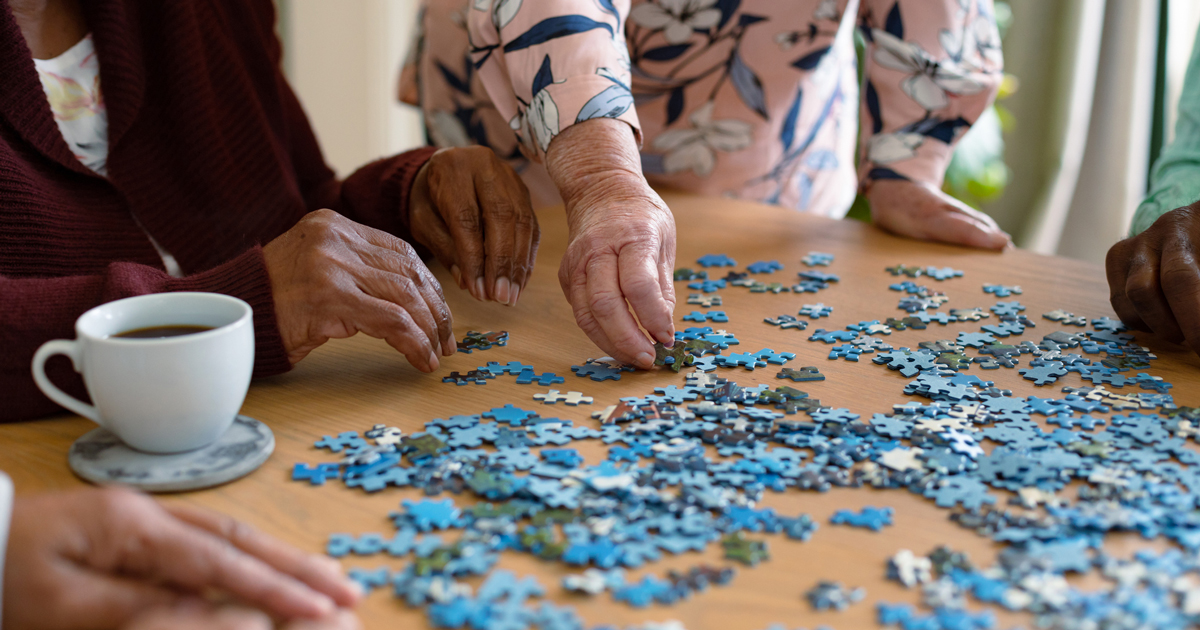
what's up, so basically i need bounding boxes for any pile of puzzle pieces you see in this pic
[291,252,1200,630]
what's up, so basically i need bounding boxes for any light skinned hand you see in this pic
[545,119,677,369]
[409,146,540,306]
[867,178,1010,250]
[122,601,360,630]
[1106,203,1200,354]
[262,209,455,371]
[3,487,361,630]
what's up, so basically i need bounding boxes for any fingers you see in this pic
[585,254,656,368]
[1105,239,1150,332]
[618,239,675,345]
[501,166,539,302]
[474,170,518,305]
[358,243,456,359]
[869,180,1010,250]
[283,609,362,630]
[134,514,340,620]
[122,601,274,630]
[429,160,488,301]
[1122,240,1185,343]
[47,571,184,630]
[165,504,362,609]
[562,257,619,364]
[1160,234,1200,353]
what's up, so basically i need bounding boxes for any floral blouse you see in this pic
[401,0,1003,217]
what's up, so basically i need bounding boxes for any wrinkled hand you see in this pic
[559,183,677,369]
[546,119,676,368]
[409,146,539,306]
[3,487,361,630]
[263,209,455,370]
[867,179,1010,250]
[1106,203,1200,354]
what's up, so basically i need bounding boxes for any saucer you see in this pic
[68,415,274,492]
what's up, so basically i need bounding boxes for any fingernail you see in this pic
[494,277,511,304]
[635,352,654,369]
[661,333,674,347]
[474,277,486,300]
[444,337,457,356]
[508,284,520,306]
[427,351,439,371]
[347,580,366,600]
[451,265,463,288]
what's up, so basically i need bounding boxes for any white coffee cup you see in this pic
[32,292,255,454]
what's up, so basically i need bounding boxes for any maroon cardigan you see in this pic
[0,0,437,421]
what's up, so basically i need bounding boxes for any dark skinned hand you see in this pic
[408,146,540,306]
[1106,203,1200,354]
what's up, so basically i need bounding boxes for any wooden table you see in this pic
[3,193,1199,629]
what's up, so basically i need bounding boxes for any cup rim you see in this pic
[78,292,253,345]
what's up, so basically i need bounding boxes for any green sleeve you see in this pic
[1134,22,1200,236]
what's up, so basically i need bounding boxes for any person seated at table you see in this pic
[402,0,1010,370]
[1106,23,1200,356]
[0,473,360,629]
[0,0,540,422]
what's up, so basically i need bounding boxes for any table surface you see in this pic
[3,193,1198,630]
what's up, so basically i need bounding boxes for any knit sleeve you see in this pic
[0,247,289,422]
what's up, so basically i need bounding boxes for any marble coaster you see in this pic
[68,415,274,492]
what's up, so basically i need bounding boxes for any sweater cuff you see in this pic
[164,247,291,378]
[0,471,12,630]
[387,146,439,241]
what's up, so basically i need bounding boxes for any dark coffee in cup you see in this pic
[114,325,214,339]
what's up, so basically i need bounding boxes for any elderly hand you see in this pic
[546,119,677,369]
[3,487,361,630]
[263,209,455,370]
[409,146,540,306]
[867,179,1010,250]
[1106,203,1200,354]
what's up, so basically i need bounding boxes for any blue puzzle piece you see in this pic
[293,462,341,485]
[515,370,566,385]
[830,506,894,531]
[314,432,367,453]
[697,254,737,267]
[402,498,463,532]
[747,260,784,274]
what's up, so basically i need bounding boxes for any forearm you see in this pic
[0,249,288,422]
[545,118,647,224]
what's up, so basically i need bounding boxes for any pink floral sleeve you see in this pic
[858,0,1004,188]
[469,0,642,162]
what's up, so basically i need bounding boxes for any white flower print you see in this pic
[653,102,752,176]
[814,0,839,22]
[867,132,924,164]
[492,0,522,29]
[775,31,800,51]
[527,89,560,153]
[872,28,985,111]
[429,110,470,147]
[630,0,722,45]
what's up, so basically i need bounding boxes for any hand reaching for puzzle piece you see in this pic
[546,119,678,370]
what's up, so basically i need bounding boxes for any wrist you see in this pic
[546,119,647,207]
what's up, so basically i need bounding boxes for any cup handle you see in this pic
[32,339,103,426]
